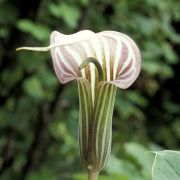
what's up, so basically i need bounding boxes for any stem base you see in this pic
[88,170,99,180]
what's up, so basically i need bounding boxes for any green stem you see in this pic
[79,57,104,81]
[88,170,99,180]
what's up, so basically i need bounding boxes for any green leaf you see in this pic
[23,77,45,99]
[142,61,174,78]
[161,43,178,64]
[134,15,154,36]
[126,91,148,107]
[152,150,180,180]
[125,143,154,173]
[79,0,88,6]
[16,19,50,41]
[49,2,80,28]
[106,155,141,180]
[0,27,9,38]
[163,101,180,114]
[142,61,160,75]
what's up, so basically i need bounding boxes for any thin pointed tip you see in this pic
[15,46,50,52]
[16,47,24,51]
[15,47,35,52]
[15,43,66,52]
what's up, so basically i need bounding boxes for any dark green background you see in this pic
[0,0,180,179]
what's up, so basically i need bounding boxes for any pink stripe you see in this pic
[70,43,93,81]
[52,53,75,84]
[116,69,134,80]
[60,46,82,77]
[56,52,74,76]
[118,42,129,74]
[119,58,133,76]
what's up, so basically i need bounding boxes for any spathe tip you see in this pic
[15,46,51,52]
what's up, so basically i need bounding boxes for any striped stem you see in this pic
[78,78,93,167]
[79,57,104,81]
[78,79,117,178]
[91,82,117,171]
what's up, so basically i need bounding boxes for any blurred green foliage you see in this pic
[0,0,180,179]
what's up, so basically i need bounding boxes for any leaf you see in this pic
[106,155,141,180]
[126,91,148,107]
[134,15,154,36]
[142,61,174,78]
[16,19,50,41]
[115,93,145,120]
[152,150,180,180]
[0,27,8,38]
[161,43,178,64]
[79,0,88,6]
[125,142,154,178]
[23,77,45,99]
[49,2,80,28]
[163,101,180,114]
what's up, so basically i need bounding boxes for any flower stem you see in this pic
[79,57,104,81]
[88,170,99,180]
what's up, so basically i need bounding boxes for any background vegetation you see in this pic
[0,0,180,179]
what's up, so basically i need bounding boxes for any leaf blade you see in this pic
[152,150,180,180]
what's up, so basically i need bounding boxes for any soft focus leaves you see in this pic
[17,19,51,41]
[105,143,154,180]
[0,0,180,179]
[49,2,81,28]
[124,143,154,179]
[23,77,45,99]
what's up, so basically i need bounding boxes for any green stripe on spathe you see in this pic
[78,78,117,174]
[78,78,93,166]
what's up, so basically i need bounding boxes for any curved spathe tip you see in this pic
[16,30,141,89]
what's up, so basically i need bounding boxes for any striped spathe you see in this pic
[50,30,141,103]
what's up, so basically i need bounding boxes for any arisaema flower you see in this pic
[17,30,141,180]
